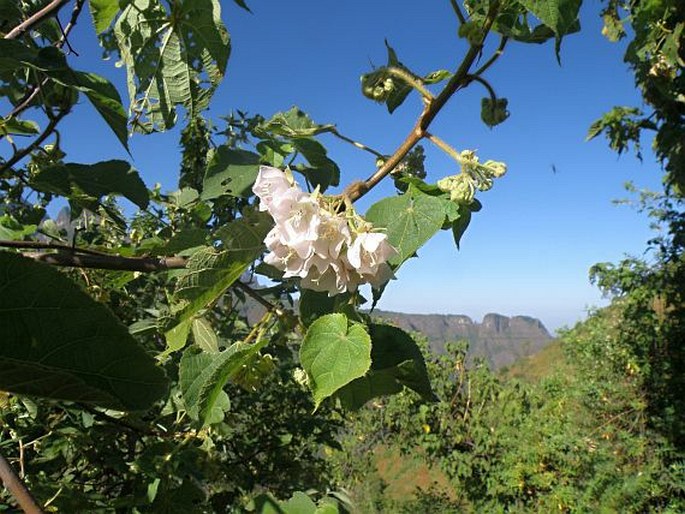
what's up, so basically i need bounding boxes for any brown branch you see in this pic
[0,451,44,514]
[4,0,70,40]
[22,251,188,272]
[5,0,84,121]
[345,2,500,203]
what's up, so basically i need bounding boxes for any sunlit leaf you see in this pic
[88,0,120,34]
[365,185,447,268]
[192,317,220,353]
[166,211,271,347]
[0,215,36,241]
[0,116,39,136]
[201,147,260,199]
[180,340,268,425]
[337,323,435,410]
[113,0,230,132]
[299,313,372,409]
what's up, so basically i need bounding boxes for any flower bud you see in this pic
[438,174,475,204]
[483,160,507,178]
[361,69,395,102]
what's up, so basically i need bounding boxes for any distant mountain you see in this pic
[239,291,553,370]
[372,311,553,370]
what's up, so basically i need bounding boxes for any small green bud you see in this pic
[483,160,507,178]
[361,69,396,102]
[438,173,475,204]
[293,368,309,388]
[474,176,493,192]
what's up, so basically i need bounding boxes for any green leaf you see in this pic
[256,140,293,167]
[114,0,230,132]
[0,42,129,150]
[365,185,447,268]
[0,215,36,241]
[166,212,271,345]
[384,40,412,114]
[299,290,357,327]
[74,71,129,152]
[231,0,252,13]
[191,317,220,353]
[519,0,581,37]
[481,97,510,127]
[31,160,149,210]
[179,340,268,425]
[451,206,472,249]
[299,313,372,409]
[423,69,452,84]
[282,491,317,513]
[168,187,200,208]
[201,147,260,200]
[292,138,340,192]
[337,323,435,410]
[299,290,339,327]
[164,318,192,354]
[257,107,335,138]
[0,117,39,136]
[160,228,208,255]
[0,253,168,410]
[88,0,120,33]
[0,40,38,72]
[518,0,581,59]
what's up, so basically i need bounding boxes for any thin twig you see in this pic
[0,451,44,514]
[76,404,162,437]
[474,35,508,76]
[21,251,188,272]
[4,0,84,123]
[426,132,462,161]
[0,240,112,257]
[328,128,385,159]
[0,109,68,175]
[4,0,70,40]
[465,74,496,101]
[56,0,84,52]
[233,281,284,316]
[346,2,500,203]
[449,0,467,25]
[385,67,435,101]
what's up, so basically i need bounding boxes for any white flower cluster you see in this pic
[253,166,397,296]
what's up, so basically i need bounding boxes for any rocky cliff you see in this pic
[372,311,553,370]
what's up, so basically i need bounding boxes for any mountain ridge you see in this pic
[371,310,553,370]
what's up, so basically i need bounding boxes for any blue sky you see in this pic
[60,0,662,332]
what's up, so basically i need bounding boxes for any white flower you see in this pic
[254,166,397,295]
[312,211,351,260]
[253,165,295,213]
[277,193,321,256]
[264,227,311,278]
[362,262,394,289]
[301,257,355,296]
[347,231,397,276]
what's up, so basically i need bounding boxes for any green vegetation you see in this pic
[0,0,683,511]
